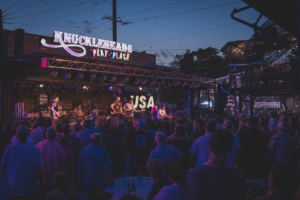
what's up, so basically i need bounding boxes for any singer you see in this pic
[51,95,60,128]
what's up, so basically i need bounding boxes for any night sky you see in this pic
[1,0,267,66]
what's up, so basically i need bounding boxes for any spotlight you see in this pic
[89,73,96,82]
[51,70,58,77]
[110,75,117,83]
[189,82,195,88]
[39,84,44,88]
[135,77,142,84]
[174,81,180,87]
[122,77,130,83]
[182,82,188,87]
[142,78,148,84]
[139,87,142,91]
[98,74,107,82]
[76,72,84,80]
[109,86,113,90]
[63,71,71,79]
[194,82,201,88]
[83,86,87,89]
[151,79,157,86]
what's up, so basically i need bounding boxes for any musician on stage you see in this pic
[73,103,83,118]
[51,95,60,127]
[110,96,121,115]
[123,98,135,121]
[151,105,158,121]
[157,105,167,119]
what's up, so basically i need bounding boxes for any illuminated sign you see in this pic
[130,95,154,109]
[41,31,132,58]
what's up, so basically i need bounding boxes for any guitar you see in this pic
[54,111,67,120]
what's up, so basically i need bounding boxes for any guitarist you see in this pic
[110,96,120,117]
[123,98,135,121]
[51,95,60,128]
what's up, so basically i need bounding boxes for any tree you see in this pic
[170,50,191,68]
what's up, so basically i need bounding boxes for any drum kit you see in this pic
[56,109,101,126]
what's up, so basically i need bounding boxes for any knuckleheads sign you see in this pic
[130,95,154,109]
[41,31,132,60]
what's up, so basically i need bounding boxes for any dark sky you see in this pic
[1,0,267,66]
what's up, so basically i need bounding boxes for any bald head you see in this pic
[46,127,56,140]
[223,120,233,130]
[91,133,102,145]
[17,125,29,142]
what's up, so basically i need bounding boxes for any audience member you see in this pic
[148,132,183,166]
[59,136,74,181]
[76,120,97,150]
[186,129,246,200]
[223,120,240,166]
[36,127,68,191]
[153,161,187,200]
[78,133,113,193]
[268,112,277,133]
[60,123,77,152]
[168,124,192,167]
[53,171,77,200]
[216,117,223,130]
[246,184,267,200]
[125,120,155,176]
[30,117,45,145]
[11,128,34,145]
[1,126,43,199]
[144,122,156,141]
[268,122,294,165]
[190,122,216,167]
[147,159,171,200]
[162,121,173,137]
[192,118,206,141]
[239,116,267,178]
[0,120,14,161]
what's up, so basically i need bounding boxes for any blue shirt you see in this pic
[190,132,212,166]
[148,145,183,166]
[78,144,113,191]
[76,126,100,150]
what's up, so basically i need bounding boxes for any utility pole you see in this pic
[113,0,117,42]
[0,9,4,124]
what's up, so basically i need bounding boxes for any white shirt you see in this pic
[190,132,212,166]
[123,103,135,117]
[158,109,166,118]
[1,143,43,196]
[225,132,241,166]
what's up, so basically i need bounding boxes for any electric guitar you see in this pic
[54,111,67,120]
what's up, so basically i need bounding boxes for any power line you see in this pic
[4,0,98,20]
[3,0,44,17]
[3,0,20,14]
[127,1,241,24]
[135,18,257,48]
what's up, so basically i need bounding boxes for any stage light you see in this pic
[63,71,71,79]
[189,82,195,88]
[98,74,107,82]
[110,75,117,83]
[279,50,281,53]
[109,86,113,90]
[76,72,84,80]
[139,87,142,91]
[174,81,180,87]
[151,79,157,86]
[83,86,87,89]
[241,52,244,54]
[39,84,44,88]
[142,78,148,84]
[182,82,188,87]
[135,77,141,84]
[122,76,130,83]
[51,70,58,77]
[89,73,96,82]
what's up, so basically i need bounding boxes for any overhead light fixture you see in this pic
[89,73,96,82]
[39,84,44,88]
[63,71,71,79]
[76,72,84,80]
[151,79,157,86]
[189,82,195,88]
[122,76,130,83]
[174,81,180,87]
[139,87,143,91]
[135,77,141,84]
[110,75,117,83]
[51,70,58,77]
[83,86,87,89]
[182,82,188,87]
[98,74,107,82]
[142,78,148,84]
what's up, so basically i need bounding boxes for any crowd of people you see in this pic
[1,111,300,200]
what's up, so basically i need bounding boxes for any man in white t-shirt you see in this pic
[223,120,240,166]
[123,98,135,121]
[1,126,43,198]
[157,105,167,119]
